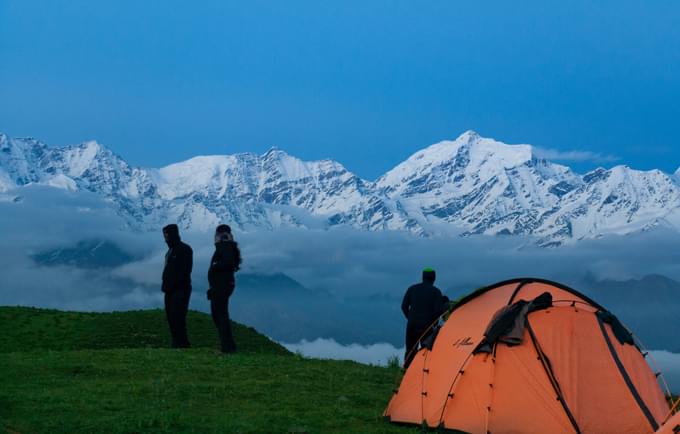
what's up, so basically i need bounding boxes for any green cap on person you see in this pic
[422,267,436,283]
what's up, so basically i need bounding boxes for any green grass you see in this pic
[0,307,413,433]
[0,307,288,355]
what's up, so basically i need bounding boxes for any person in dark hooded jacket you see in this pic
[401,268,449,368]
[161,224,193,348]
[207,224,242,354]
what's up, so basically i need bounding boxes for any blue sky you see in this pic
[1,0,678,179]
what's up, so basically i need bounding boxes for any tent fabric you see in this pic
[384,278,672,434]
[655,411,680,434]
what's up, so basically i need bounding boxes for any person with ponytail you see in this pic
[207,224,242,354]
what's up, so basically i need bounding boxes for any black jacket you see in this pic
[208,241,241,293]
[401,282,447,330]
[162,241,193,293]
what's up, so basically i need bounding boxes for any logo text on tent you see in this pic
[453,337,474,348]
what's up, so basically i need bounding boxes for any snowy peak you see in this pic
[0,136,51,187]
[259,147,356,184]
[157,154,241,198]
[143,146,394,232]
[261,146,289,160]
[59,140,123,177]
[457,130,534,169]
[378,131,535,189]
[1,131,679,246]
[370,132,678,244]
[458,129,480,140]
[376,131,553,215]
[260,147,322,181]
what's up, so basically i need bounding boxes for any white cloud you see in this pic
[235,226,680,298]
[649,351,680,395]
[6,186,680,306]
[282,338,404,366]
[534,147,620,163]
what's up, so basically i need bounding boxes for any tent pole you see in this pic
[484,345,498,434]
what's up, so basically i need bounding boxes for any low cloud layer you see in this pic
[236,226,680,298]
[649,351,680,395]
[6,186,680,297]
[534,147,620,164]
[2,186,680,352]
[282,338,403,367]
[284,340,680,394]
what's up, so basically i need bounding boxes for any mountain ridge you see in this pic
[2,130,679,246]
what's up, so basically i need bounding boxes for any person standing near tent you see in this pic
[207,224,242,354]
[161,224,193,348]
[401,267,448,368]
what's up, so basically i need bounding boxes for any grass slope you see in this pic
[0,307,289,354]
[0,307,413,434]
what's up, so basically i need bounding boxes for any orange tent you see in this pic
[655,411,680,434]
[384,278,676,434]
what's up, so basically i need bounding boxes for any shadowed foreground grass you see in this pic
[0,307,413,433]
[0,349,412,433]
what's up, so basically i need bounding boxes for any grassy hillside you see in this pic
[0,307,413,434]
[0,307,288,354]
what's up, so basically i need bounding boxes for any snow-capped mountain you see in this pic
[2,131,679,246]
[376,131,680,245]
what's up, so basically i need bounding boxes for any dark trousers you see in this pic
[164,288,191,348]
[210,289,236,353]
[404,324,427,369]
